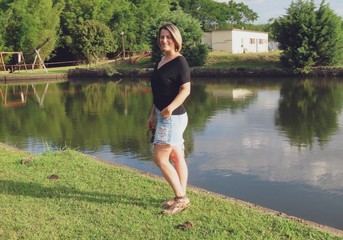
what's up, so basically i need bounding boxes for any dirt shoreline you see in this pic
[1,142,342,237]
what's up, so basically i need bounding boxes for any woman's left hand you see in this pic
[160,107,172,119]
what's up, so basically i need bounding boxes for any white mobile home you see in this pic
[202,29,269,53]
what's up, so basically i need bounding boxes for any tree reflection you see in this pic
[275,79,343,149]
[187,82,257,131]
[0,79,257,161]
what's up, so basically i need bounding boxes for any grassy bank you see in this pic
[1,51,280,76]
[0,66,74,77]
[3,51,343,80]
[0,144,341,239]
[205,51,282,69]
[96,51,283,70]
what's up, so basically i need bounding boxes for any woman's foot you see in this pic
[161,197,176,207]
[161,196,190,214]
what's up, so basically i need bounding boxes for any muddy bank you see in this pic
[68,66,343,79]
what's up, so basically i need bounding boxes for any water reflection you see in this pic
[1,78,343,230]
[276,79,343,148]
[0,84,28,107]
[0,82,51,108]
[193,79,343,192]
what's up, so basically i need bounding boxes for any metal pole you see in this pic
[121,32,125,59]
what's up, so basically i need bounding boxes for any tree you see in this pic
[58,0,118,60]
[226,0,258,26]
[314,1,343,66]
[58,0,172,59]
[2,0,64,63]
[178,0,258,31]
[149,10,208,67]
[0,18,5,52]
[74,20,117,63]
[0,1,11,52]
[272,0,343,73]
[272,0,317,73]
[110,0,172,51]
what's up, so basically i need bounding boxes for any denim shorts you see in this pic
[154,108,188,147]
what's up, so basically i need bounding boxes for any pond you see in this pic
[1,77,342,230]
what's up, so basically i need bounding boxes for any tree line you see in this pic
[272,0,343,73]
[0,0,259,66]
[0,0,342,72]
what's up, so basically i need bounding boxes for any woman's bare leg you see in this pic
[154,144,185,197]
[169,145,188,193]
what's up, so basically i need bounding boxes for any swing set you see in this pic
[0,37,50,73]
[0,51,27,73]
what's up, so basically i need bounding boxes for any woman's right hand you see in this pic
[147,115,156,129]
[147,105,156,129]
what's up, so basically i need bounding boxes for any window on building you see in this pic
[257,39,268,44]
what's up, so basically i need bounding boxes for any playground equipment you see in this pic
[31,37,50,73]
[0,37,50,73]
[0,51,27,73]
[130,51,152,64]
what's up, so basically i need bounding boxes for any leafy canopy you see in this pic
[149,9,209,67]
[272,0,343,73]
[178,0,258,31]
[0,0,261,64]
[74,20,117,64]
[1,0,64,62]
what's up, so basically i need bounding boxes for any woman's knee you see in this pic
[170,147,184,162]
[154,156,163,167]
[169,151,176,162]
[154,145,172,167]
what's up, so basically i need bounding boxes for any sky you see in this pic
[215,0,343,24]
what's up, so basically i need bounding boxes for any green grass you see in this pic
[3,51,343,78]
[204,51,283,68]
[100,51,283,70]
[0,144,341,239]
[0,65,75,76]
[1,51,282,77]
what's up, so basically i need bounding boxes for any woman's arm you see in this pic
[147,104,156,129]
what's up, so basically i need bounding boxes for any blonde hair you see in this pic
[157,22,182,52]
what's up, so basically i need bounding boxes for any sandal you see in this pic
[161,196,190,214]
[161,198,176,207]
[161,197,176,207]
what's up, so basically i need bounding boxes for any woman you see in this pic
[147,22,191,214]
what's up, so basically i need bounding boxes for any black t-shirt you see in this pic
[150,55,191,115]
